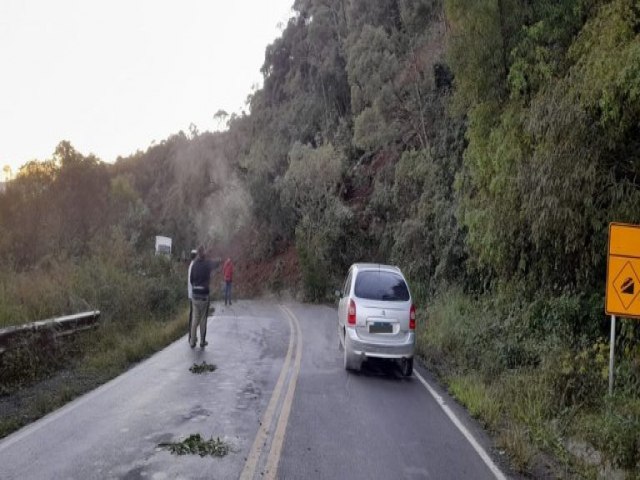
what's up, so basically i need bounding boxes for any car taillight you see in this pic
[348,299,356,326]
[409,304,416,330]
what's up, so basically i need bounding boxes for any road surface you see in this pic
[0,301,513,479]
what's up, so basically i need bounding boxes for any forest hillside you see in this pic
[1,0,639,475]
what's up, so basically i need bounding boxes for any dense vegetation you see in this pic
[1,0,639,474]
[0,142,187,437]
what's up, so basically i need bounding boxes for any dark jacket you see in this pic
[190,258,217,297]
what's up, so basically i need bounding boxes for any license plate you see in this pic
[369,322,392,334]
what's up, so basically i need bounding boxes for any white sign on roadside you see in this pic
[155,236,172,256]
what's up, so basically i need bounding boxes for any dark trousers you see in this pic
[188,299,193,342]
[224,281,232,305]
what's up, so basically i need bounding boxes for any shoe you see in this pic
[229,301,232,305]
[200,341,208,348]
[190,343,196,349]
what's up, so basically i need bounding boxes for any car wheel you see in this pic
[401,357,413,377]
[343,333,359,371]
[343,334,350,369]
[338,325,343,351]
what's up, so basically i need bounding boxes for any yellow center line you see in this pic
[264,305,304,480]
[239,308,295,480]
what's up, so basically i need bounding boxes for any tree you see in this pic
[1,159,58,265]
[213,109,229,130]
[281,142,351,297]
[2,165,12,182]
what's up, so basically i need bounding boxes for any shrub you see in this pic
[0,245,184,394]
[576,398,640,470]
[421,286,640,475]
[297,240,331,302]
[0,333,81,394]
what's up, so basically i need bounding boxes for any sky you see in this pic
[0,0,294,177]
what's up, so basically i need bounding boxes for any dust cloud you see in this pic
[171,132,251,251]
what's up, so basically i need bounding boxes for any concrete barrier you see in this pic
[0,311,100,354]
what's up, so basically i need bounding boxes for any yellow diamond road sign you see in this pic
[612,262,640,310]
[606,223,640,318]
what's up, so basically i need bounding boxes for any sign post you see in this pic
[609,315,616,396]
[605,223,640,395]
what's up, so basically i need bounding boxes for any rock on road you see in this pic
[0,301,514,480]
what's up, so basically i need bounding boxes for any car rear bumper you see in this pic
[346,328,415,359]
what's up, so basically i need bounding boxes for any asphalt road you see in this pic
[0,301,513,480]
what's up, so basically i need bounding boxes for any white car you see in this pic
[337,263,416,376]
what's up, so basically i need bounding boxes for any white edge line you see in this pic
[415,371,508,480]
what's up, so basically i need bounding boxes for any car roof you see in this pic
[351,263,402,274]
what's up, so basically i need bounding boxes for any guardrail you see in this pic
[0,310,101,355]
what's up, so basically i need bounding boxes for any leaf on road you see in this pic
[158,433,230,457]
[189,361,217,374]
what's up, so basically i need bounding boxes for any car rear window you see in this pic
[354,271,410,301]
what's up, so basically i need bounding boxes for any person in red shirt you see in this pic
[223,257,234,306]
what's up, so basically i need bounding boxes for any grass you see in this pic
[0,335,81,394]
[0,260,86,329]
[81,315,187,376]
[447,374,501,428]
[418,287,640,477]
[447,372,560,472]
[571,397,640,473]
[0,381,86,438]
[497,421,536,472]
[0,417,21,439]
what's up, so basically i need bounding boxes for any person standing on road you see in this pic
[223,257,234,306]
[187,249,197,344]
[189,246,216,348]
